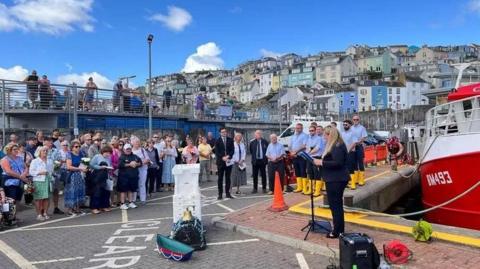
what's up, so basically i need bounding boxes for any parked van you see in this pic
[278,116,343,147]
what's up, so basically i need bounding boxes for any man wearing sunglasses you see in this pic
[351,115,367,186]
[341,120,357,190]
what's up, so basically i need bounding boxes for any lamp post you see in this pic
[147,34,154,138]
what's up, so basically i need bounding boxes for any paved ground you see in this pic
[0,179,331,269]
[219,178,480,269]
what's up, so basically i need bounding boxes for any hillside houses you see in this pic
[148,43,479,117]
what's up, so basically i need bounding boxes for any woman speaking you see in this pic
[314,126,349,239]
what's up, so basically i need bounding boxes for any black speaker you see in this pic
[339,233,379,269]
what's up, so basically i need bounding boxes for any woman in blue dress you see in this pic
[64,140,87,216]
[161,138,177,191]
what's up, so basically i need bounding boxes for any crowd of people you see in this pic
[0,129,220,225]
[0,115,368,239]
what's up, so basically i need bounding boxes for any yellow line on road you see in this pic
[289,169,391,211]
[0,239,37,269]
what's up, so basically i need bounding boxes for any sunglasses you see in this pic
[73,145,80,148]
[153,136,159,138]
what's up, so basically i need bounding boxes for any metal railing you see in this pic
[0,79,194,118]
[425,95,480,136]
[0,79,283,123]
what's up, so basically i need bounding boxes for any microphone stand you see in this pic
[301,178,317,240]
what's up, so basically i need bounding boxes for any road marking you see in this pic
[0,239,37,269]
[122,209,128,223]
[296,253,310,269]
[208,239,260,246]
[145,202,172,206]
[215,203,235,212]
[31,256,85,265]
[16,213,228,231]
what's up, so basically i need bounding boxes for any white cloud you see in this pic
[56,72,113,89]
[0,0,94,35]
[260,49,285,58]
[0,65,29,81]
[182,42,224,73]
[469,0,480,14]
[150,6,192,32]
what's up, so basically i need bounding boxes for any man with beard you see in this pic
[341,120,357,190]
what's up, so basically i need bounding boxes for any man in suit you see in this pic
[215,128,235,200]
[249,130,268,194]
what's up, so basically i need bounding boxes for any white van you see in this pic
[278,116,343,148]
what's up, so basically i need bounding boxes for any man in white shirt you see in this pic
[341,120,357,190]
[266,134,286,194]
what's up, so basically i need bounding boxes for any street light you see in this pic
[147,34,154,138]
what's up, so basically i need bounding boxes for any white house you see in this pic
[357,85,372,112]
[258,71,274,98]
[239,80,260,103]
[278,86,313,108]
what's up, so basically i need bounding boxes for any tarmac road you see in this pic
[0,179,332,269]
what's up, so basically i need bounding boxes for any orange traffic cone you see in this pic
[268,172,289,212]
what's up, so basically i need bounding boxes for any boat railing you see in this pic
[425,95,480,136]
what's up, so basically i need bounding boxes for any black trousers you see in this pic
[217,164,232,196]
[146,167,160,194]
[268,161,285,192]
[252,160,267,190]
[326,180,348,235]
[347,151,356,174]
[354,144,365,171]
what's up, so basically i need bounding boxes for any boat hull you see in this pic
[420,136,480,230]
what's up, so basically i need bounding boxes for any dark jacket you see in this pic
[249,138,268,164]
[118,153,141,179]
[215,136,234,166]
[321,142,349,183]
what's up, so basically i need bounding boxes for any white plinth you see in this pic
[172,164,202,223]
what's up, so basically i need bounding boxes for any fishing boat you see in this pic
[420,62,480,230]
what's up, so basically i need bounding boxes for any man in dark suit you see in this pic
[215,128,234,200]
[249,130,268,194]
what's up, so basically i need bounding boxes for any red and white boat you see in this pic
[420,62,480,230]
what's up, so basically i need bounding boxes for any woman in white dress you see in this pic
[231,133,247,195]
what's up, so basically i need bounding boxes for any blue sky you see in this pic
[1,0,480,88]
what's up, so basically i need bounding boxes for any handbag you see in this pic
[105,178,114,191]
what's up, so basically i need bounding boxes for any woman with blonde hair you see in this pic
[231,133,246,195]
[0,143,30,203]
[313,126,349,239]
[29,146,53,221]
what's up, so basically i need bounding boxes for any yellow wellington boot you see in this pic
[321,179,326,191]
[358,171,365,186]
[349,174,356,190]
[293,177,303,193]
[313,180,323,197]
[354,171,360,187]
[303,178,312,195]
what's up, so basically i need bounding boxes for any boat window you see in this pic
[280,127,295,138]
[462,100,473,118]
